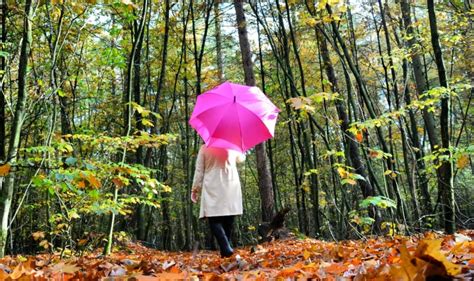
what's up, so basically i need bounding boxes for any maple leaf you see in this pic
[415,239,463,277]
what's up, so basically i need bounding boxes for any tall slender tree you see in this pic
[234,0,275,222]
[0,0,6,161]
[427,0,455,234]
[0,0,34,257]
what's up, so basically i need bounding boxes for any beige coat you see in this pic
[192,145,245,218]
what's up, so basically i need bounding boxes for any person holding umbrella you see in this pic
[191,145,245,257]
[189,81,279,258]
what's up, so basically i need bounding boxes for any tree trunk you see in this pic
[0,0,33,257]
[399,0,433,215]
[214,0,224,82]
[427,0,455,234]
[104,0,148,256]
[234,0,275,222]
[316,26,381,231]
[0,1,6,161]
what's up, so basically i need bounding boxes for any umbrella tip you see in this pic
[233,96,236,103]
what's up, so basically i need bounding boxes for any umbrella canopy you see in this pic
[189,81,280,153]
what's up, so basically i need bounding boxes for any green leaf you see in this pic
[360,196,397,209]
[65,157,77,166]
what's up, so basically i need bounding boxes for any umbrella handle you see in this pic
[233,96,236,103]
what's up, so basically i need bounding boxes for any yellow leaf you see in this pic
[0,164,11,176]
[162,185,172,193]
[345,178,357,185]
[456,154,469,169]
[39,239,50,249]
[389,244,421,280]
[337,167,348,178]
[303,250,311,260]
[9,264,26,279]
[415,239,463,277]
[32,231,45,241]
[318,0,327,10]
[141,118,154,127]
[328,0,340,6]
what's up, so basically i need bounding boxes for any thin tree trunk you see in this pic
[375,0,408,226]
[399,0,433,215]
[427,0,455,234]
[0,0,33,257]
[104,0,148,256]
[234,0,275,222]
[0,0,6,161]
[214,0,224,82]
[282,0,320,235]
[316,26,381,231]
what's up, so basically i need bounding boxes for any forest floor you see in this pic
[0,230,472,280]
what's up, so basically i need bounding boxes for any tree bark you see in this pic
[0,1,6,161]
[105,0,148,256]
[234,0,275,222]
[316,26,381,231]
[399,0,434,215]
[0,0,33,257]
[214,0,224,82]
[427,0,455,234]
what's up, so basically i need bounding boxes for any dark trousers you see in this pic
[208,216,234,257]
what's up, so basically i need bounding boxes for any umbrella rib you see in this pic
[236,103,273,138]
[234,103,244,151]
[207,103,233,142]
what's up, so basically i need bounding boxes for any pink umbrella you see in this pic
[189,81,280,153]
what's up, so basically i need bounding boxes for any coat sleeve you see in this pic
[192,146,205,190]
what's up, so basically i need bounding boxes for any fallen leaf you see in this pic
[415,239,463,277]
[52,262,80,274]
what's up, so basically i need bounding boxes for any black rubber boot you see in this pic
[222,216,234,243]
[209,222,233,257]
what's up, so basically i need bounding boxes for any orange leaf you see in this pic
[87,174,101,188]
[0,164,11,176]
[369,150,381,158]
[77,181,86,189]
[456,154,469,169]
[9,264,29,279]
[51,262,80,274]
[0,269,8,280]
[154,272,186,280]
[324,263,347,275]
[355,131,363,142]
[112,177,124,188]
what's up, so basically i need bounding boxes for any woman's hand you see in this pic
[191,187,200,203]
